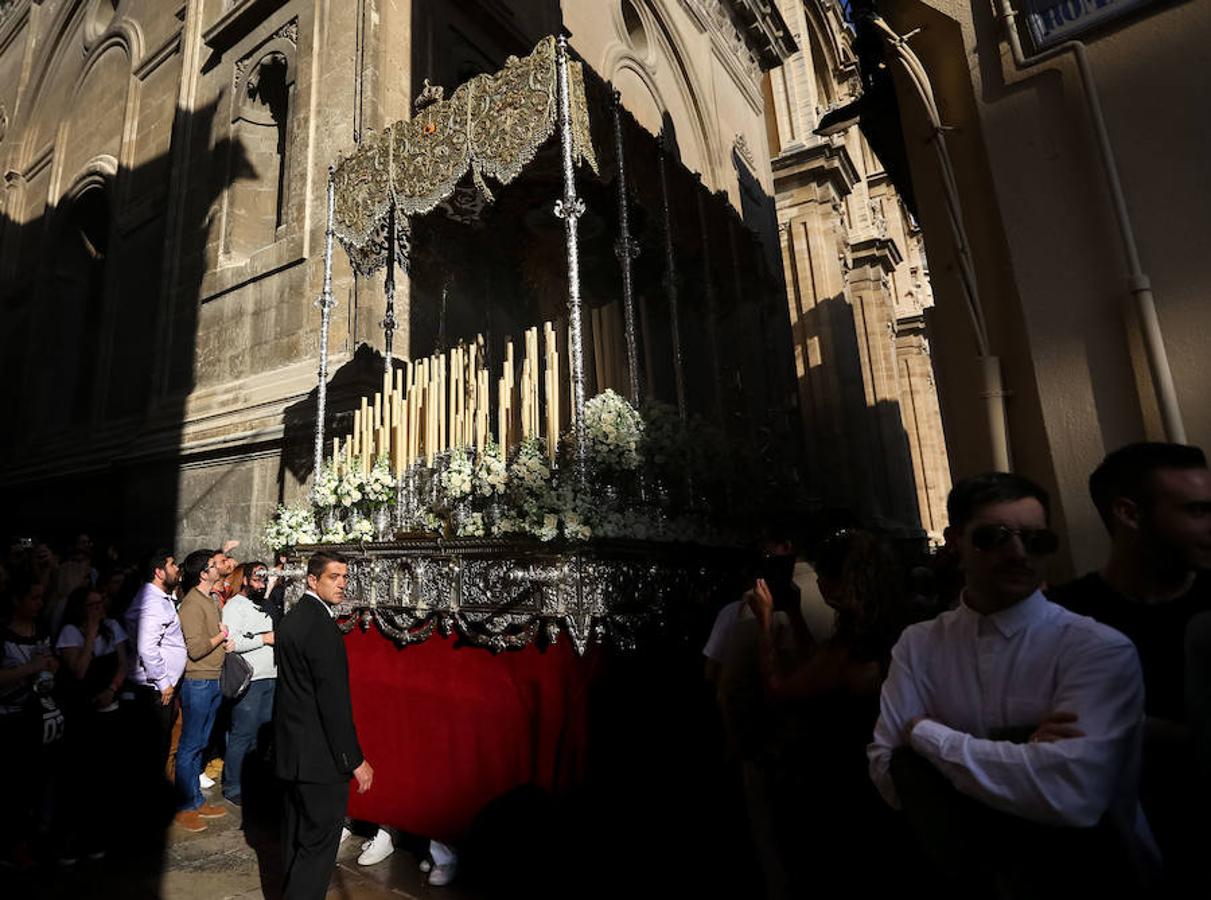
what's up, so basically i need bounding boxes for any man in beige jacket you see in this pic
[173,549,234,832]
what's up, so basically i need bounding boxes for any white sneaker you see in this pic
[199,773,215,790]
[340,826,352,845]
[428,862,457,887]
[357,828,394,866]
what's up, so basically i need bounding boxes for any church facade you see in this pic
[0,0,949,553]
[767,0,951,540]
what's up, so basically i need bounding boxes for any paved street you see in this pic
[2,791,482,900]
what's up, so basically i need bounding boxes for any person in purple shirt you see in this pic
[124,551,186,795]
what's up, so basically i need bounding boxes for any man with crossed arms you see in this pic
[868,473,1158,893]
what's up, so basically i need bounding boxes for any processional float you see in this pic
[277,36,777,653]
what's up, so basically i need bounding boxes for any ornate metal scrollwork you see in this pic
[287,539,734,655]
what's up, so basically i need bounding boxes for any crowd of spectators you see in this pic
[2,440,1208,897]
[707,442,1211,897]
[0,537,286,868]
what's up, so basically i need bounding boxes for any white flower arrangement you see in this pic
[270,386,758,548]
[263,504,319,551]
[321,519,349,544]
[313,463,340,509]
[475,442,508,497]
[562,511,591,541]
[457,511,486,538]
[442,448,474,499]
[493,515,521,536]
[510,438,551,490]
[348,517,376,542]
[363,457,396,505]
[337,467,365,508]
[585,390,643,471]
[532,512,560,542]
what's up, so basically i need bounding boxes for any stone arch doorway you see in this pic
[48,180,112,429]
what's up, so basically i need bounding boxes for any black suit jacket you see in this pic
[274,592,364,783]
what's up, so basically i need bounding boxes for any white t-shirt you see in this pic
[703,599,748,663]
[56,619,127,713]
[56,619,128,657]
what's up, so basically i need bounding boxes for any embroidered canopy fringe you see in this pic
[333,36,599,275]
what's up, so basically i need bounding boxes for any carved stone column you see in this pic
[847,234,921,533]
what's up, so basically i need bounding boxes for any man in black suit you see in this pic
[275,550,374,899]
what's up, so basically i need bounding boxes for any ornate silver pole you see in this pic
[314,165,338,487]
[658,148,687,420]
[611,89,641,405]
[382,202,397,375]
[554,35,588,486]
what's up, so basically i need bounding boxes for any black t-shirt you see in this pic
[1047,571,1211,722]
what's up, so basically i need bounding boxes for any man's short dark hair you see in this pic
[180,548,216,595]
[1089,442,1208,530]
[946,473,1050,533]
[144,549,174,583]
[307,550,348,579]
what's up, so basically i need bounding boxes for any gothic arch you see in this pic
[598,0,721,186]
[72,24,143,96]
[14,2,140,175]
[62,153,119,201]
[802,0,856,97]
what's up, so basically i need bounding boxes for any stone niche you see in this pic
[224,20,298,263]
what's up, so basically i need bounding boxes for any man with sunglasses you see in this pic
[1047,442,1211,886]
[868,473,1156,893]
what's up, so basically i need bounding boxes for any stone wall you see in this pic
[767,0,952,539]
[0,0,796,558]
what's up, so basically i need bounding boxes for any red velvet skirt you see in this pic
[344,626,601,841]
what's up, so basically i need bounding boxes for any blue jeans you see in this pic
[223,678,275,801]
[176,678,222,811]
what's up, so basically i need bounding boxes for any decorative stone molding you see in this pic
[682,0,795,80]
[772,140,859,200]
[733,132,757,172]
[277,17,298,46]
[233,19,298,97]
[206,2,297,50]
[830,197,847,229]
[868,198,888,239]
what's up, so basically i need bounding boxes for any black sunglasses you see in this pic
[970,524,1059,556]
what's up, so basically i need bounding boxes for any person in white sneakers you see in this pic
[340,823,457,885]
[423,840,458,887]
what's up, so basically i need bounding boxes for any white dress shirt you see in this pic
[868,590,1154,849]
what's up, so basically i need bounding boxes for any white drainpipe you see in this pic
[996,0,1186,443]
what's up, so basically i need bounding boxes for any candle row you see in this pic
[331,321,575,477]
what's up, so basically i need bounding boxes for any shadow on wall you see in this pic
[279,343,389,494]
[0,99,257,558]
[782,284,922,534]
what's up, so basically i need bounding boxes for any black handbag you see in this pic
[220,651,253,700]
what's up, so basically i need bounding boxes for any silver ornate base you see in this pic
[285,538,731,654]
